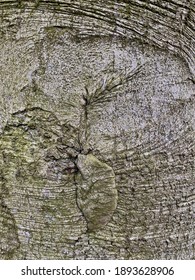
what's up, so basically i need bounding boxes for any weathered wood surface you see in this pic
[0,0,194,259]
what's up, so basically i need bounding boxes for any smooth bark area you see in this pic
[0,0,194,259]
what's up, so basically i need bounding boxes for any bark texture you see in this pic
[0,0,194,259]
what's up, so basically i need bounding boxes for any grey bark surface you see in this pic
[0,0,194,259]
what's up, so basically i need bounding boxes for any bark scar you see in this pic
[75,153,118,232]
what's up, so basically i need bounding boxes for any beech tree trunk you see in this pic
[0,0,194,259]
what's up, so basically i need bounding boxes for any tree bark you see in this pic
[0,0,194,259]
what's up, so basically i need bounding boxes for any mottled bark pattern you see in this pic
[0,0,194,259]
